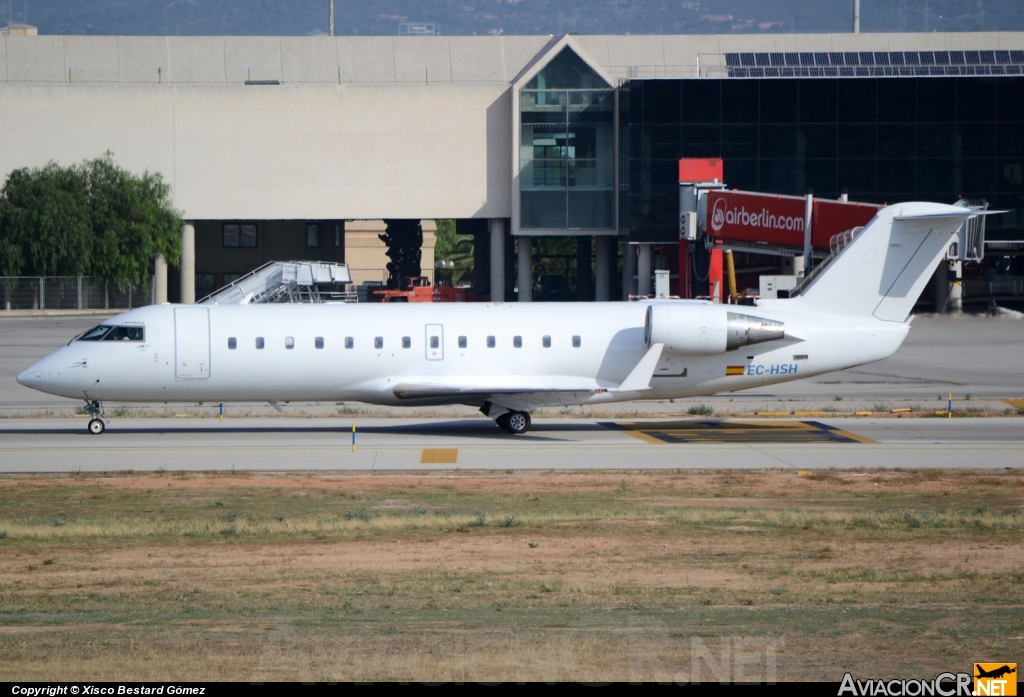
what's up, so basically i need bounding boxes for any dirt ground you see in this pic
[1,469,1022,682]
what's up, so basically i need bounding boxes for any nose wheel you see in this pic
[497,410,531,435]
[82,400,107,435]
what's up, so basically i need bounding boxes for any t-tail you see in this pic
[791,202,996,322]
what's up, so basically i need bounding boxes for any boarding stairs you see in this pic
[198,261,356,305]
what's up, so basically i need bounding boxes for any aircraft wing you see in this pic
[392,344,665,401]
[392,378,601,400]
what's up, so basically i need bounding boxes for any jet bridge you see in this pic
[198,261,355,305]
[676,158,988,302]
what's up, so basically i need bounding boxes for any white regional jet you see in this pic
[18,202,990,435]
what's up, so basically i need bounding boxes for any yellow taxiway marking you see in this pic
[610,420,878,445]
[420,448,458,464]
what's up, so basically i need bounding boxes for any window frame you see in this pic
[228,337,237,350]
[223,222,258,248]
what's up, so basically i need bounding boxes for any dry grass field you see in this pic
[1,469,1022,682]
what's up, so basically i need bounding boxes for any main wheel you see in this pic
[87,418,105,435]
[505,411,531,435]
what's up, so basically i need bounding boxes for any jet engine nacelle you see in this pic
[645,303,785,355]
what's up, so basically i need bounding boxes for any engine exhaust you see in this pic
[726,312,785,350]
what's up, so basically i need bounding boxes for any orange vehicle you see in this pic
[373,277,468,303]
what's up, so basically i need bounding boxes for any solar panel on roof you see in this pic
[799,52,814,66]
[784,53,800,66]
[1011,50,1024,63]
[740,53,756,66]
[934,51,950,65]
[755,53,770,66]
[814,52,830,66]
[829,52,844,65]
[844,52,860,65]
[991,65,1005,75]
[950,51,965,64]
[770,53,785,66]
[725,53,741,67]
[859,52,874,65]
[904,52,919,65]
[890,52,905,65]
[980,50,995,64]
[965,51,981,64]
[839,67,854,77]
[874,52,890,65]
[995,50,1010,64]
[919,51,934,65]
[1009,65,1022,75]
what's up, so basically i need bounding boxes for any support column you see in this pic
[517,235,532,302]
[155,255,168,304]
[948,260,963,312]
[933,263,949,313]
[489,218,505,303]
[576,235,593,301]
[595,236,611,301]
[180,222,195,304]
[623,243,637,299]
[637,243,652,296]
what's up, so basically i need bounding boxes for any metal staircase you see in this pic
[198,261,355,305]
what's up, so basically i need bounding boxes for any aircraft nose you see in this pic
[17,366,42,387]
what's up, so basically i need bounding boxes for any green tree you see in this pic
[380,219,423,288]
[432,218,474,286]
[0,153,182,289]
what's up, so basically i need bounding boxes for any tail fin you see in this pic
[794,202,990,322]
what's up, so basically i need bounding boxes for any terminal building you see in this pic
[0,31,1022,306]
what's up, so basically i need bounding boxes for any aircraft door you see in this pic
[174,307,211,379]
[425,324,443,361]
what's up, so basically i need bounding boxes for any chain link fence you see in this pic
[0,277,155,311]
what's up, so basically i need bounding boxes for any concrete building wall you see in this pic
[0,81,511,220]
[4,33,1020,223]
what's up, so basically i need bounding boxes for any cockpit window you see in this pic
[77,325,113,341]
[102,326,145,341]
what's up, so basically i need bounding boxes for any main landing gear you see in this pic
[82,400,106,435]
[495,410,531,435]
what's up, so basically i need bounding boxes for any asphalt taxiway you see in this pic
[0,416,1020,472]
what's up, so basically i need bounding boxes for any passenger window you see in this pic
[315,337,324,349]
[375,337,383,349]
[487,336,495,348]
[542,335,551,348]
[513,336,522,348]
[285,337,295,349]
[256,337,265,349]
[458,336,467,349]
[402,336,411,349]
[430,336,439,349]
[345,337,354,349]
[572,335,581,348]
[228,337,237,350]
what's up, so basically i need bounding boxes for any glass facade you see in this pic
[520,48,615,231]
[622,77,1024,244]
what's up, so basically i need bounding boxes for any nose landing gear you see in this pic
[82,400,106,435]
